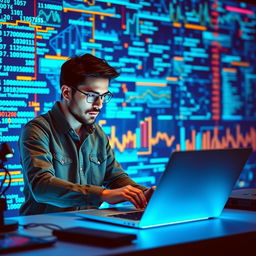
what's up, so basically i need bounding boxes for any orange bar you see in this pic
[63,7,115,17]
[4,178,23,183]
[222,68,237,73]
[212,102,220,107]
[231,61,250,67]
[173,22,181,27]
[173,56,184,61]
[0,171,21,176]
[185,24,207,31]
[212,115,220,120]
[176,144,180,151]
[137,117,153,155]
[166,77,178,81]
[16,76,35,81]
[135,82,167,87]
[212,54,220,59]
[45,55,70,60]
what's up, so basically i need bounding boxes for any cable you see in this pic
[0,171,7,196]
[19,223,64,231]
[0,163,7,196]
[18,223,64,239]
[0,165,11,197]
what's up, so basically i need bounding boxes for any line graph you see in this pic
[108,117,256,155]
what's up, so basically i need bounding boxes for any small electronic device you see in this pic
[225,188,256,211]
[52,227,136,247]
[0,234,56,253]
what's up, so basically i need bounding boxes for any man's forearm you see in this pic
[105,173,148,192]
[30,172,105,208]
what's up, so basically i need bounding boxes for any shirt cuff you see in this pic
[84,185,105,204]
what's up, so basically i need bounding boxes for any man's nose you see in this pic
[93,96,103,108]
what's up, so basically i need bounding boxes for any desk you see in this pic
[3,209,256,255]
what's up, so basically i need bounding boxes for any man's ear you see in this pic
[61,85,72,100]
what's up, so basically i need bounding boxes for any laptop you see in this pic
[77,148,252,229]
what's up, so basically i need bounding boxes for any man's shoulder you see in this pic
[93,124,108,138]
[23,112,51,131]
[19,113,52,140]
[94,124,105,133]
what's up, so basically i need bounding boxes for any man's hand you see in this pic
[144,186,156,201]
[100,185,147,209]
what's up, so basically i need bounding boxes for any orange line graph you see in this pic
[0,20,54,33]
[83,0,95,5]
[205,126,256,150]
[151,132,176,147]
[108,117,176,155]
[109,126,136,153]
[108,118,256,154]
[182,126,256,151]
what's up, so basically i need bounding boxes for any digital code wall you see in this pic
[0,0,255,217]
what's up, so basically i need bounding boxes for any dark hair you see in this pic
[60,53,120,89]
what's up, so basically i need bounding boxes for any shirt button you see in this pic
[80,167,83,171]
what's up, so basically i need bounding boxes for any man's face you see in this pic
[67,77,110,125]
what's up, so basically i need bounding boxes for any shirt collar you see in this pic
[50,101,96,135]
[50,101,71,134]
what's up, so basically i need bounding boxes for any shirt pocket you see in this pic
[89,153,107,185]
[89,154,107,165]
[53,152,73,165]
[52,152,74,182]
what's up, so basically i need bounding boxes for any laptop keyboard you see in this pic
[109,211,144,220]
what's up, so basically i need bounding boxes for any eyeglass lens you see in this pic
[87,92,112,103]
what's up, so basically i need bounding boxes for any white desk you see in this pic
[3,208,256,255]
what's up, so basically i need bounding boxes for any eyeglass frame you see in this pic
[70,86,113,104]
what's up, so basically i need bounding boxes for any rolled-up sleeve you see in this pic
[19,122,104,208]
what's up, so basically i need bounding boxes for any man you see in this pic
[19,53,154,215]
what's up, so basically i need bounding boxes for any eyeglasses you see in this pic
[70,86,113,104]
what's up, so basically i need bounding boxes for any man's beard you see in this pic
[68,106,101,125]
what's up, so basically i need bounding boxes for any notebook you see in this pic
[77,148,252,229]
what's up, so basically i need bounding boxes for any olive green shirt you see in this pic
[19,102,147,215]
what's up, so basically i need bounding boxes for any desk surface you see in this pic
[3,208,256,255]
